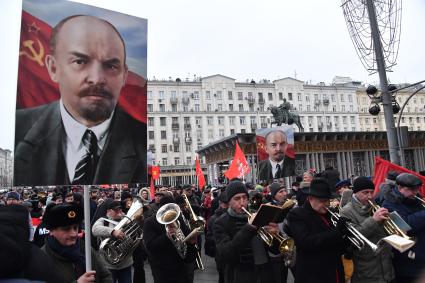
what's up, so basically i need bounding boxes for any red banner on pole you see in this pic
[151,166,160,180]
[373,156,425,196]
[196,157,206,191]
[224,142,251,180]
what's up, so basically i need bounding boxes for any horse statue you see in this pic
[269,99,304,131]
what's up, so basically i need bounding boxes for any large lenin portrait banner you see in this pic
[256,126,295,183]
[14,0,148,187]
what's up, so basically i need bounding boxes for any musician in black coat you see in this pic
[143,194,197,283]
[285,178,347,283]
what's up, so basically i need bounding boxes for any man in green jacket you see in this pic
[41,202,112,283]
[340,176,395,283]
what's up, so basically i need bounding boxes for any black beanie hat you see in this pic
[269,183,282,197]
[226,181,248,202]
[353,176,375,193]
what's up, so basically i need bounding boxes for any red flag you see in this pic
[17,11,147,124]
[151,166,160,180]
[196,157,206,190]
[373,156,425,196]
[225,142,251,180]
[150,178,155,200]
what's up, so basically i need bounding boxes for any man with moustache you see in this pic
[14,15,146,186]
[257,129,295,181]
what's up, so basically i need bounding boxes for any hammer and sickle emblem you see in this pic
[19,38,45,66]
[68,211,76,218]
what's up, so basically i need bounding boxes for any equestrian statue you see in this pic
[269,99,304,131]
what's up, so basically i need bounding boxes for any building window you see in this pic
[342,116,347,124]
[219,129,224,137]
[147,91,152,99]
[217,104,223,111]
[348,94,353,102]
[218,116,224,125]
[159,104,165,112]
[185,144,191,152]
[228,91,233,100]
[341,105,345,112]
[331,94,335,102]
[216,91,222,100]
[279,92,283,100]
[306,105,310,111]
[373,118,377,124]
[160,117,166,126]
[159,91,164,99]
[288,93,293,101]
[268,93,273,100]
[161,144,167,153]
[195,117,202,126]
[206,91,211,100]
[238,92,243,100]
[229,116,235,126]
[230,129,235,135]
[148,104,153,112]
[365,118,370,124]
[174,145,179,152]
[193,91,199,100]
[194,104,200,111]
[161,158,167,166]
[148,117,154,127]
[305,94,310,102]
[148,131,154,139]
[207,104,212,111]
[207,116,213,125]
[297,94,302,101]
[239,104,244,111]
[208,129,213,139]
[332,106,336,112]
[248,92,253,99]
[341,94,345,102]
[349,105,353,112]
[229,104,234,111]
[241,129,246,133]
[240,116,246,125]
[175,157,180,165]
[161,131,167,139]
[170,90,176,98]
[350,116,355,124]
[186,157,192,165]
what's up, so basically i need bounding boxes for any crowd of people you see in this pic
[1,167,425,283]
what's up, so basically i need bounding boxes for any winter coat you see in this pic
[382,187,425,278]
[92,217,134,270]
[41,240,112,283]
[339,197,394,283]
[143,213,197,283]
[285,201,346,283]
[213,210,274,283]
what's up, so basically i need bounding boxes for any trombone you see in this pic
[241,206,295,254]
[326,208,379,252]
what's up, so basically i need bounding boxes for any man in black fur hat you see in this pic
[41,202,112,282]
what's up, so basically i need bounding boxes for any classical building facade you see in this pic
[0,148,13,187]
[357,85,425,132]
[148,74,361,185]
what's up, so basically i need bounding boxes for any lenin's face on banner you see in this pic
[46,16,128,127]
[265,130,288,163]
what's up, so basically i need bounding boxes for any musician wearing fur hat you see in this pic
[92,200,133,283]
[285,178,347,283]
[213,180,280,283]
[339,176,394,283]
[382,173,425,283]
[41,203,112,283]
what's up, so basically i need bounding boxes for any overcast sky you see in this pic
[1,0,424,151]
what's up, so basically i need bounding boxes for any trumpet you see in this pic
[241,206,295,255]
[326,208,379,252]
[368,200,414,241]
[414,196,425,208]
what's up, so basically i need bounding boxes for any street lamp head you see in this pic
[366,85,378,96]
[369,104,381,115]
[392,102,401,114]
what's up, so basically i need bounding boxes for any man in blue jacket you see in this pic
[382,173,425,283]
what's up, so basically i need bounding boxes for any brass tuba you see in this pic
[156,203,187,259]
[99,198,144,265]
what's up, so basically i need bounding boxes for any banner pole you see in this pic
[83,185,92,271]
